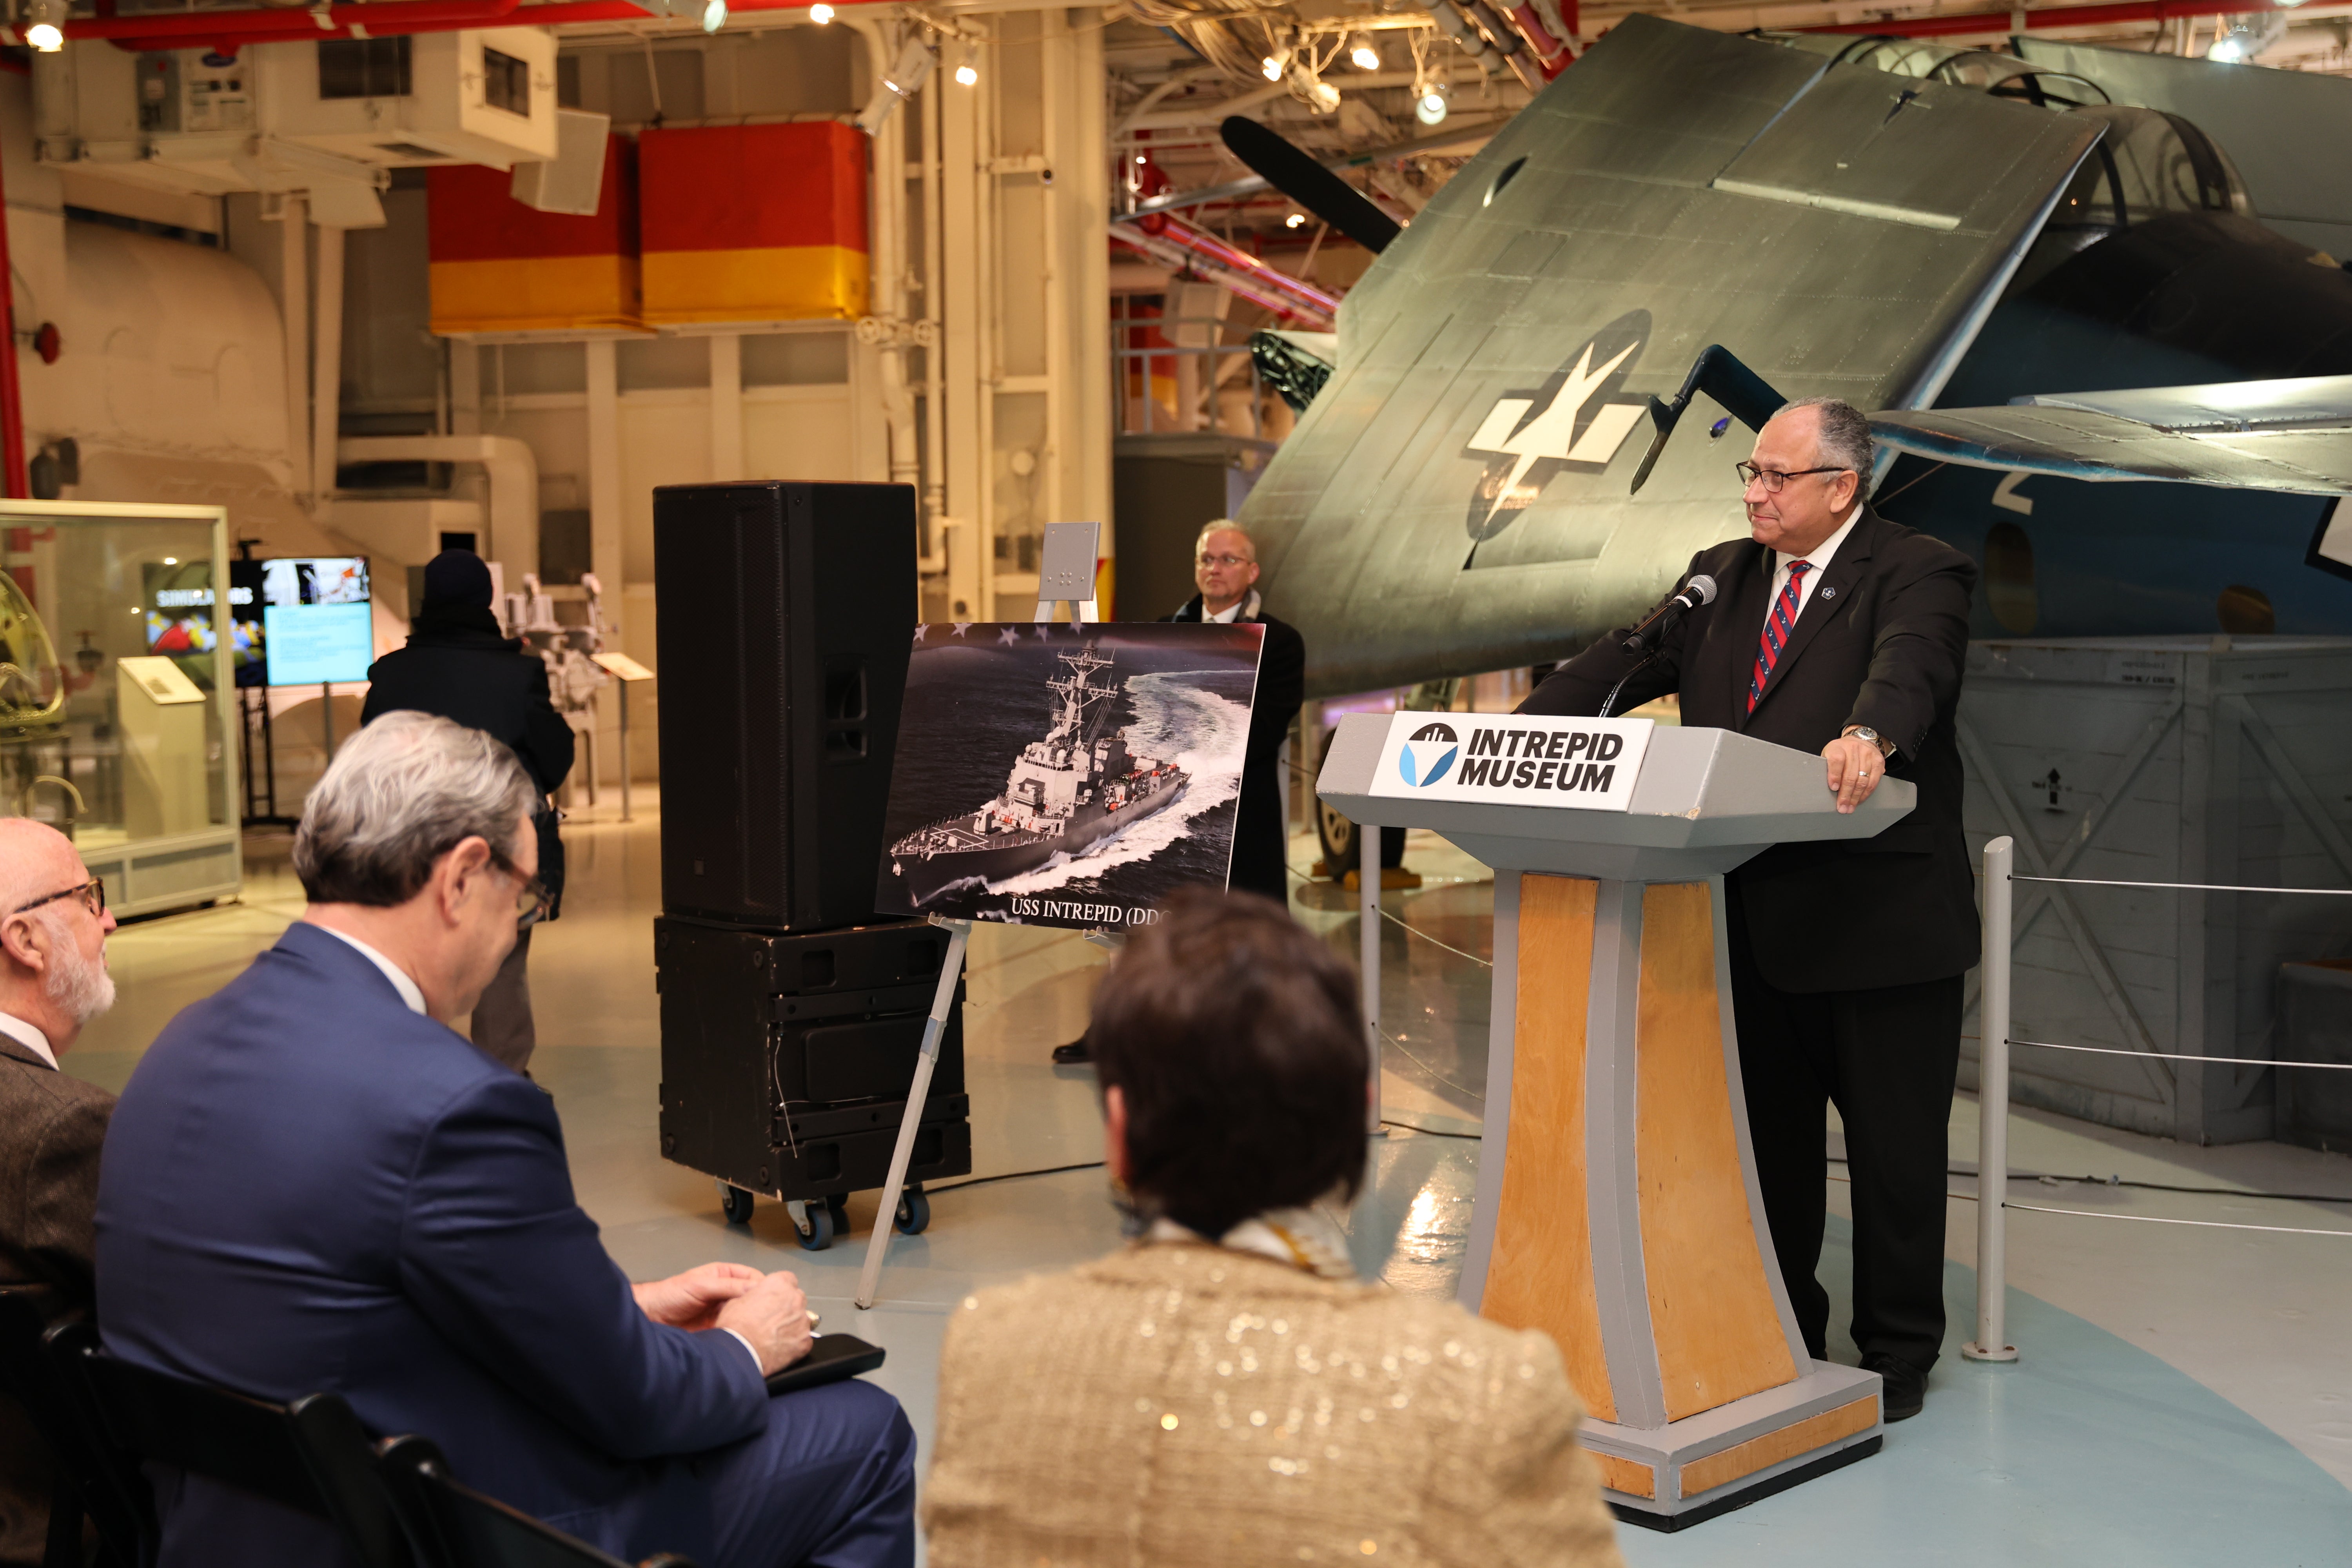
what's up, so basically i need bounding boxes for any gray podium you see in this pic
[1318,713,1917,1528]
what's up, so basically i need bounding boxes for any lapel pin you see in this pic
[1821,586,1837,600]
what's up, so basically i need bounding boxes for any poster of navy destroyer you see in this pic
[873,621,1264,930]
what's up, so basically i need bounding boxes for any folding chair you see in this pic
[44,1321,417,1568]
[374,1435,698,1568]
[0,1290,140,1568]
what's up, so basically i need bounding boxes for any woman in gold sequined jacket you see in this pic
[921,891,1626,1568]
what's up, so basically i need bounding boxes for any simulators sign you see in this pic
[1366,713,1653,813]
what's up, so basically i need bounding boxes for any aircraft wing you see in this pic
[1238,14,2103,697]
[1871,377,2352,495]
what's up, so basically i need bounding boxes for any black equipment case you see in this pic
[655,914,971,1250]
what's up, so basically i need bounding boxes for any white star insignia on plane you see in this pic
[951,622,972,637]
[1465,340,1650,528]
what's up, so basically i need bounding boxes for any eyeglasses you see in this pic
[487,850,553,930]
[1737,462,1851,494]
[1198,553,1253,569]
[11,876,105,920]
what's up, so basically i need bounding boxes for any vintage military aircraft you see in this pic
[1233,16,2352,699]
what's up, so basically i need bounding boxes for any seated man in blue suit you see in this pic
[96,711,915,1567]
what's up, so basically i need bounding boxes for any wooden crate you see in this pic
[1958,637,2352,1144]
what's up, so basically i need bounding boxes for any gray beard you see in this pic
[43,925,115,1028]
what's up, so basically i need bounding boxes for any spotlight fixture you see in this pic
[1285,212,1306,229]
[1261,54,1285,81]
[954,45,978,86]
[1415,81,1450,125]
[1350,34,1381,71]
[855,36,938,133]
[1304,77,1340,112]
[700,0,726,34]
[809,1,833,18]
[2207,27,2247,60]
[23,0,62,50]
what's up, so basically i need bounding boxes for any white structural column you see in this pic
[709,332,744,481]
[585,338,625,784]
[281,197,310,501]
[940,51,989,621]
[311,221,346,505]
[1043,8,1112,595]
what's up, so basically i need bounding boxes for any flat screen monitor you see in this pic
[257,557,373,687]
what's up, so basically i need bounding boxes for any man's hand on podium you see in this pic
[1821,734,1887,815]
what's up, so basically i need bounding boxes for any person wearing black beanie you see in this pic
[360,550,576,1072]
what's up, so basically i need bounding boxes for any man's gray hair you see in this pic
[294,711,538,907]
[1778,396,1875,478]
[1195,519,1257,561]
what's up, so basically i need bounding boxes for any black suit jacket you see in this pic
[1167,595,1305,903]
[1522,508,1980,993]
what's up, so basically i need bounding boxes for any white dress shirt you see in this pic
[0,1010,58,1071]
[310,924,768,1377]
[1762,503,1863,632]
[313,924,428,1015]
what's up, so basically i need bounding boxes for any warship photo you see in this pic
[886,642,1189,906]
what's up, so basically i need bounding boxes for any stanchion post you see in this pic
[855,916,972,1311]
[1359,822,1383,1135]
[617,679,633,824]
[1963,835,2019,1363]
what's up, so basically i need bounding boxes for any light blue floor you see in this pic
[81,811,2352,1563]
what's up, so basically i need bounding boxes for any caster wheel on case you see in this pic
[893,1188,931,1236]
[719,1182,755,1226]
[826,1193,850,1230]
[794,1201,836,1251]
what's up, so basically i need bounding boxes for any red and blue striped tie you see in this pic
[1748,560,1811,715]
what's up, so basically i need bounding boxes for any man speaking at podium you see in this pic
[1521,398,1978,1421]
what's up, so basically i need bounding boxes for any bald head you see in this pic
[0,819,82,913]
[0,818,116,1054]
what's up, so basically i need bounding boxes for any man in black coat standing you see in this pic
[1521,398,1978,1422]
[361,550,575,1073]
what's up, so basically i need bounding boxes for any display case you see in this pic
[1,501,242,917]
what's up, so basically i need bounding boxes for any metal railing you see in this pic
[1962,840,2352,1365]
[1110,316,1270,439]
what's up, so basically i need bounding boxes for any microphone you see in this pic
[1621,574,1717,657]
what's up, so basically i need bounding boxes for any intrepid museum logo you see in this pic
[1368,711,1653,813]
[1462,309,1651,565]
[1396,722,1460,788]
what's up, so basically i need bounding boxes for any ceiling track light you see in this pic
[23,0,63,50]
[1350,34,1381,71]
[1415,80,1450,125]
[809,2,833,20]
[953,42,978,86]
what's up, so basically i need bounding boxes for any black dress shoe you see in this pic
[1050,1039,1093,1065]
[1862,1352,1927,1422]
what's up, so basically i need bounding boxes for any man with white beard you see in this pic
[0,817,119,1565]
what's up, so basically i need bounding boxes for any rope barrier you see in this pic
[2009,874,2352,897]
[2001,1201,2352,1239]
[1376,906,1494,969]
[1374,1025,1484,1101]
[2009,1037,2352,1071]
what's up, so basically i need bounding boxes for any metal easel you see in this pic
[855,522,1103,1310]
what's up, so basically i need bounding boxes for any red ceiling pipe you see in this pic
[0,121,26,499]
[1804,0,2270,36]
[67,0,885,49]
[69,0,523,43]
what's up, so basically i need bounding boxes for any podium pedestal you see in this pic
[1319,716,1915,1527]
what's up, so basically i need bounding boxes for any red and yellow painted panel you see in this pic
[427,134,642,334]
[637,123,870,324]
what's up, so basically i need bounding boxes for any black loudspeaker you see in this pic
[654,481,916,929]
[655,916,971,1205]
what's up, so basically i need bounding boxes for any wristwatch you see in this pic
[1844,725,1896,759]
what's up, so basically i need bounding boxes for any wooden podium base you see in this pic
[1459,871,1885,1525]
